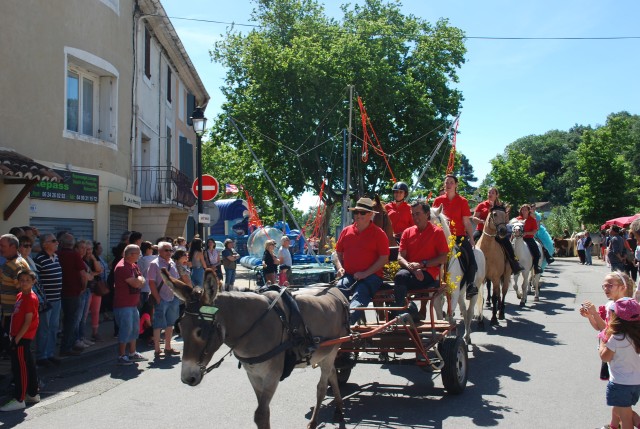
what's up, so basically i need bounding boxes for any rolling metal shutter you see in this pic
[30,217,94,242]
[109,205,129,256]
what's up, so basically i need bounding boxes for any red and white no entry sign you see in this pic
[192,175,219,201]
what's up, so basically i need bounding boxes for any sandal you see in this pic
[164,348,180,356]
[154,350,164,358]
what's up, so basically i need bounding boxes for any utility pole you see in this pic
[342,85,354,229]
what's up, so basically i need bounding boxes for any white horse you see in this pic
[510,221,541,305]
[431,206,486,344]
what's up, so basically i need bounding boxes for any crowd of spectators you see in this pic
[0,227,243,402]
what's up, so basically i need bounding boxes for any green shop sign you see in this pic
[30,169,99,203]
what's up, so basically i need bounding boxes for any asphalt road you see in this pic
[0,257,618,429]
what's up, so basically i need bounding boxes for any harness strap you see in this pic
[235,340,293,365]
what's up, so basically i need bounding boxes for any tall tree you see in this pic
[488,148,544,213]
[573,116,639,224]
[209,0,466,233]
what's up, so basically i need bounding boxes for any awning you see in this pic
[0,148,62,182]
[1,148,63,220]
[600,213,640,230]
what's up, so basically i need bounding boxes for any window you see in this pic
[166,66,172,103]
[179,136,193,181]
[178,81,185,121]
[144,28,151,79]
[64,47,118,146]
[186,93,195,125]
[66,70,96,135]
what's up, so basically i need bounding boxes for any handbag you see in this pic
[92,277,110,296]
[32,283,52,313]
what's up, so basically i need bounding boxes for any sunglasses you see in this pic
[602,283,619,290]
[353,210,369,216]
[161,248,172,252]
[46,239,58,243]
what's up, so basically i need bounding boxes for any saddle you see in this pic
[256,284,317,381]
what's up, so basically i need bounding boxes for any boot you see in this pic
[543,247,555,264]
[510,258,524,275]
[465,267,478,299]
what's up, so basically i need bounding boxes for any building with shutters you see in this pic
[0,0,208,255]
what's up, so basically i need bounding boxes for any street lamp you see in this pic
[191,105,207,239]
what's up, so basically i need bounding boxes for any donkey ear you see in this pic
[160,267,192,302]
[202,269,219,305]
[435,205,443,216]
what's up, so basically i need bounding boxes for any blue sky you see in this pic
[162,0,640,207]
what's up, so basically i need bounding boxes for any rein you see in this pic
[483,210,507,238]
[192,287,289,376]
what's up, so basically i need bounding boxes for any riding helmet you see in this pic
[392,181,409,197]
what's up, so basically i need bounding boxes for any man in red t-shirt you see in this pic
[384,181,414,242]
[393,202,449,313]
[432,174,478,298]
[113,244,148,366]
[335,197,390,325]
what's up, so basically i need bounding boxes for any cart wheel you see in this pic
[336,368,351,385]
[439,336,468,394]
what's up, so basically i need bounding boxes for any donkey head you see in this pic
[162,268,225,386]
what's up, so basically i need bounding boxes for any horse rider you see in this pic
[530,203,555,265]
[515,204,542,274]
[385,181,414,243]
[432,174,478,298]
[472,187,523,275]
[335,197,390,325]
[393,201,449,317]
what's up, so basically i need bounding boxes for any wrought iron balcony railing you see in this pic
[132,165,196,208]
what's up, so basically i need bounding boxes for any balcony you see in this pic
[132,165,196,208]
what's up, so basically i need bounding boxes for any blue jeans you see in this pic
[337,274,383,325]
[225,268,236,288]
[191,267,205,287]
[152,298,180,330]
[75,288,91,342]
[585,247,593,265]
[114,306,139,344]
[36,299,61,360]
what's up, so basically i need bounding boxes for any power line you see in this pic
[163,15,640,40]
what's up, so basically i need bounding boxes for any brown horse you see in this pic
[162,269,350,429]
[476,205,512,325]
[372,194,398,246]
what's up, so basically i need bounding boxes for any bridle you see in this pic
[183,300,228,376]
[483,207,508,238]
[184,287,289,376]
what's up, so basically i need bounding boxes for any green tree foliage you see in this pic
[509,129,583,205]
[573,115,639,224]
[453,153,477,197]
[545,205,581,239]
[208,0,466,229]
[489,148,544,213]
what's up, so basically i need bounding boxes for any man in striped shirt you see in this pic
[1,234,31,356]
[33,234,63,366]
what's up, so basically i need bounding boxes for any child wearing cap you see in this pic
[599,297,640,429]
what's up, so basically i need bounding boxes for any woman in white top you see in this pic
[204,238,223,282]
[277,236,293,286]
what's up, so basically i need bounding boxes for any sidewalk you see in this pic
[0,266,260,399]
